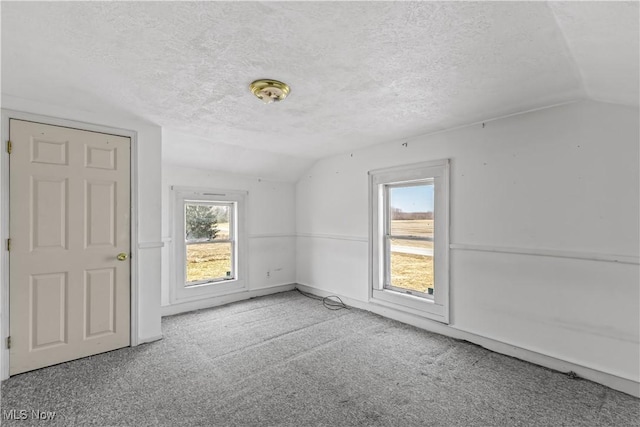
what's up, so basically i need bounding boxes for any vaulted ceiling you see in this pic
[2,2,638,180]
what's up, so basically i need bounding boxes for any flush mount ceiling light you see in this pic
[249,79,290,104]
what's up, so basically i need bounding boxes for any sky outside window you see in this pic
[390,184,434,213]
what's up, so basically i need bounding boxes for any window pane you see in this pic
[185,203,230,242]
[389,238,433,294]
[389,183,434,237]
[387,182,435,296]
[186,242,232,284]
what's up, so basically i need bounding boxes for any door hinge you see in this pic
[6,239,10,251]
[7,140,11,154]
[6,336,10,349]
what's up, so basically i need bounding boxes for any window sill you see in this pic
[186,277,237,288]
[371,289,448,324]
[172,279,247,304]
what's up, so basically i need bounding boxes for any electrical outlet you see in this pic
[266,271,270,278]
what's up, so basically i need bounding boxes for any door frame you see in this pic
[0,109,140,379]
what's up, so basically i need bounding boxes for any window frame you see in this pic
[369,160,450,324]
[171,187,248,303]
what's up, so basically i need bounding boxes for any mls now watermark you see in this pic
[2,409,56,421]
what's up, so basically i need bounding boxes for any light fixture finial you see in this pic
[249,79,290,104]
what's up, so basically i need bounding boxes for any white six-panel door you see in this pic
[9,119,130,375]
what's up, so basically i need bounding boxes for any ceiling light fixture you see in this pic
[249,79,290,104]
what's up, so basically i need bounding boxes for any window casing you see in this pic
[172,187,247,303]
[369,160,450,323]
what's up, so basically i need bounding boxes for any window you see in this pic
[386,182,435,297]
[369,160,450,323]
[185,202,235,285]
[172,187,247,303]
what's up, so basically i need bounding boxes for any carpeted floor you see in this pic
[1,290,639,426]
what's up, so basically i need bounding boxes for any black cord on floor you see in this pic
[296,288,349,311]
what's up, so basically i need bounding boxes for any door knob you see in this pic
[117,252,128,261]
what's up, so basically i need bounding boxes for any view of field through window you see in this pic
[185,203,233,284]
[388,183,434,295]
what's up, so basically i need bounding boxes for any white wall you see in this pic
[296,100,640,391]
[0,95,164,347]
[162,128,314,182]
[161,165,296,312]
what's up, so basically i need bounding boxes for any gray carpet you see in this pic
[1,290,639,426]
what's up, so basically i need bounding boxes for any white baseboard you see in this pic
[295,283,640,398]
[161,284,296,317]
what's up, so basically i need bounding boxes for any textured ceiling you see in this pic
[2,1,638,180]
[549,1,639,106]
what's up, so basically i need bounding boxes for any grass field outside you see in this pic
[391,219,433,237]
[186,222,232,283]
[389,219,434,294]
[390,252,433,293]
